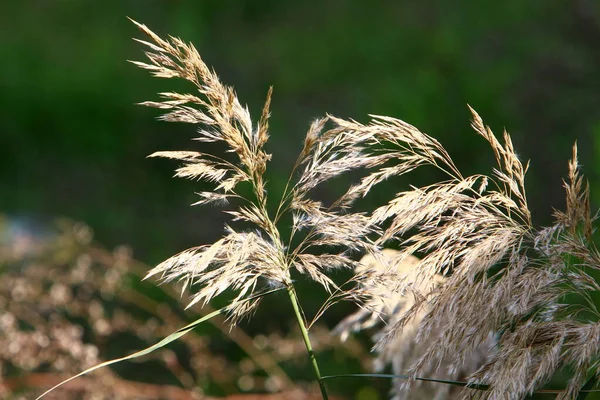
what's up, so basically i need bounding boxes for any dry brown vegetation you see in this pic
[0,220,355,399]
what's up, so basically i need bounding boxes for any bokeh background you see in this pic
[2,1,600,399]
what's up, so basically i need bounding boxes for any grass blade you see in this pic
[35,288,283,399]
[321,373,489,391]
[322,373,600,395]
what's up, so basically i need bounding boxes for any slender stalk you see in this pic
[286,284,329,400]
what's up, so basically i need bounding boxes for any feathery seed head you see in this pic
[133,20,600,399]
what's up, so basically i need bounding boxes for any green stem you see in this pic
[286,284,329,400]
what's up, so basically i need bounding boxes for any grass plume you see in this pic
[129,19,600,400]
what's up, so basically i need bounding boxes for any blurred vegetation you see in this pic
[0,219,370,399]
[2,1,600,399]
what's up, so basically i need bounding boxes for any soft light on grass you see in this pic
[36,19,600,400]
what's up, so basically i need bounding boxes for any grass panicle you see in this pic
[335,123,600,399]
[116,19,600,400]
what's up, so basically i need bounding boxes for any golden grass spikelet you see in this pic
[132,20,447,323]
[132,19,600,399]
[334,111,600,399]
[335,250,494,400]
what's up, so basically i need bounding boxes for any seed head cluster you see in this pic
[132,20,600,399]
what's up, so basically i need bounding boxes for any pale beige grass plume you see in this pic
[129,18,600,400]
[334,250,495,400]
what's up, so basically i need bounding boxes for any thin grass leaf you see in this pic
[321,374,600,395]
[35,287,283,399]
[320,373,490,391]
[35,308,223,399]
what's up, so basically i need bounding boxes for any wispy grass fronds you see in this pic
[130,20,454,322]
[130,19,288,322]
[461,144,600,400]
[334,250,494,400]
[334,114,600,399]
[131,19,600,400]
[131,19,468,400]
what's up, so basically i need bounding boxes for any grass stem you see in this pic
[286,284,329,400]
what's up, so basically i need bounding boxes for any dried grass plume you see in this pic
[131,19,600,399]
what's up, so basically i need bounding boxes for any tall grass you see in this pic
[37,20,600,399]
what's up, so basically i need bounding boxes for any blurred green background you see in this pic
[2,1,600,399]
